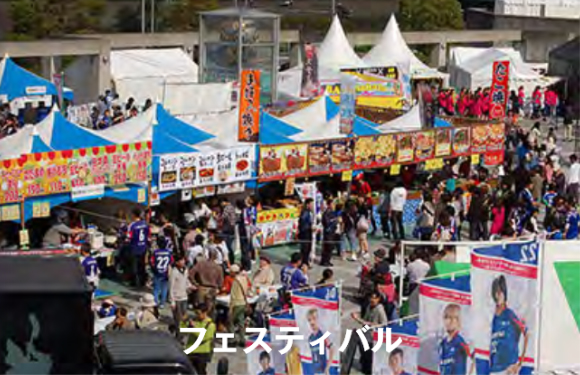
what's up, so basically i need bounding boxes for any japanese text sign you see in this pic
[238,70,261,142]
[489,61,510,119]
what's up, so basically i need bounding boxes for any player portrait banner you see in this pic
[238,69,261,142]
[489,61,510,119]
[471,241,539,375]
[269,310,300,374]
[246,334,282,375]
[291,285,341,375]
[301,43,320,98]
[418,275,473,375]
[373,319,419,375]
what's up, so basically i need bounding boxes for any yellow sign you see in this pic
[425,158,444,171]
[32,201,51,218]
[471,154,480,165]
[19,229,29,247]
[390,164,401,176]
[137,188,146,203]
[257,208,300,224]
[1,204,20,222]
[342,170,353,182]
[284,177,296,196]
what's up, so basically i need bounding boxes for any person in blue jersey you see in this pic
[387,348,412,375]
[150,236,174,307]
[439,303,470,375]
[518,180,536,216]
[127,208,150,287]
[564,199,580,240]
[489,275,529,375]
[257,351,275,375]
[80,243,100,291]
[307,308,334,375]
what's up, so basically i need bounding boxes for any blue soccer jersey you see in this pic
[309,329,332,374]
[543,192,556,207]
[257,368,275,375]
[490,307,526,372]
[151,248,173,280]
[128,220,150,255]
[439,332,469,375]
[565,210,580,239]
[81,256,99,281]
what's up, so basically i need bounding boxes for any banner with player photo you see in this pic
[418,275,474,375]
[246,334,280,375]
[471,241,539,375]
[269,310,299,375]
[373,319,419,375]
[291,285,341,375]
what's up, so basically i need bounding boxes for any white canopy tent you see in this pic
[364,15,445,80]
[110,48,233,116]
[376,105,422,133]
[449,48,557,92]
[278,15,365,98]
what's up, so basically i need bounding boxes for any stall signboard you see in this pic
[452,127,471,156]
[486,123,505,153]
[22,152,71,197]
[308,141,332,176]
[71,184,105,202]
[217,182,246,195]
[414,130,435,162]
[32,201,50,218]
[1,204,20,221]
[330,139,354,173]
[238,70,260,142]
[0,159,23,204]
[435,128,452,157]
[159,153,196,191]
[353,134,397,170]
[257,207,300,248]
[259,143,308,181]
[471,125,488,154]
[397,133,415,163]
[489,61,510,119]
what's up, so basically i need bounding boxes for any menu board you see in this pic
[330,139,354,173]
[308,141,332,176]
[397,133,415,163]
[259,143,309,182]
[452,127,471,156]
[486,123,505,153]
[0,159,24,204]
[353,134,396,170]
[159,146,255,191]
[257,207,300,248]
[414,130,435,162]
[471,125,488,154]
[435,128,452,157]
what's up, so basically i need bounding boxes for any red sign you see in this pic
[238,70,260,142]
[489,61,510,119]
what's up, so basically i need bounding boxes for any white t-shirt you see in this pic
[187,244,206,266]
[390,187,408,212]
[407,259,431,283]
[569,162,580,184]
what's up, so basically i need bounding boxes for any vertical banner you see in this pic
[301,43,320,98]
[270,311,301,374]
[291,285,341,375]
[373,319,420,375]
[246,334,280,375]
[52,72,63,109]
[489,61,510,119]
[339,73,357,135]
[238,70,261,142]
[471,241,539,375]
[418,276,474,375]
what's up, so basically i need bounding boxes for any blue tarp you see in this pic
[0,57,73,101]
[260,111,302,137]
[47,110,114,150]
[260,125,295,145]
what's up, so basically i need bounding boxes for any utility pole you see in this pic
[141,0,146,33]
[332,0,336,15]
[150,0,155,33]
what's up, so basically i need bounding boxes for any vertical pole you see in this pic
[331,0,336,15]
[399,242,405,309]
[141,0,146,34]
[535,240,546,370]
[150,0,155,33]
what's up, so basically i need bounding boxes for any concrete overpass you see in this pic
[0,28,522,101]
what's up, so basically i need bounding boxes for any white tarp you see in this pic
[539,241,580,372]
[449,48,557,92]
[178,109,243,150]
[376,105,422,133]
[0,125,36,160]
[364,15,444,79]
[110,48,233,115]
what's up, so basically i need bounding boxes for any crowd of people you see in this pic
[88,91,154,130]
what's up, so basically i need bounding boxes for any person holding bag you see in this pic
[228,264,252,346]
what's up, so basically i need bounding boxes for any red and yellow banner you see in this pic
[0,142,151,203]
[238,70,261,142]
[489,61,510,119]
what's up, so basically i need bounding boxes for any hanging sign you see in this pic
[489,61,510,119]
[339,73,357,135]
[259,143,308,182]
[238,70,260,142]
[71,184,105,202]
[300,43,320,98]
[284,177,296,196]
[341,170,352,182]
[32,201,51,218]
[1,204,20,222]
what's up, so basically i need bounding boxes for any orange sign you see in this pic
[238,70,261,142]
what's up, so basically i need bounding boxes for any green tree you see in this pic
[8,0,105,40]
[158,0,219,32]
[399,0,464,31]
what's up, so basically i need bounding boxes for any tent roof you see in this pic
[317,15,364,69]
[363,15,443,79]
[376,105,422,133]
[110,48,198,82]
[0,57,58,101]
[459,48,539,78]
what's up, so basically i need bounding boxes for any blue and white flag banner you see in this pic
[269,310,298,375]
[471,241,539,375]
[373,319,419,375]
[246,334,281,375]
[418,275,474,375]
[291,285,341,375]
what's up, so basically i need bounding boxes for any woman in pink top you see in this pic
[518,86,525,109]
[457,89,467,116]
[482,88,491,118]
[490,198,505,236]
[438,90,447,115]
[472,90,483,118]
[445,90,455,115]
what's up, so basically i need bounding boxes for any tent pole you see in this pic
[20,196,26,249]
[141,0,146,34]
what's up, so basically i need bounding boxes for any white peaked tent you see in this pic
[364,15,444,79]
[376,105,422,133]
[278,16,365,98]
[110,48,233,116]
